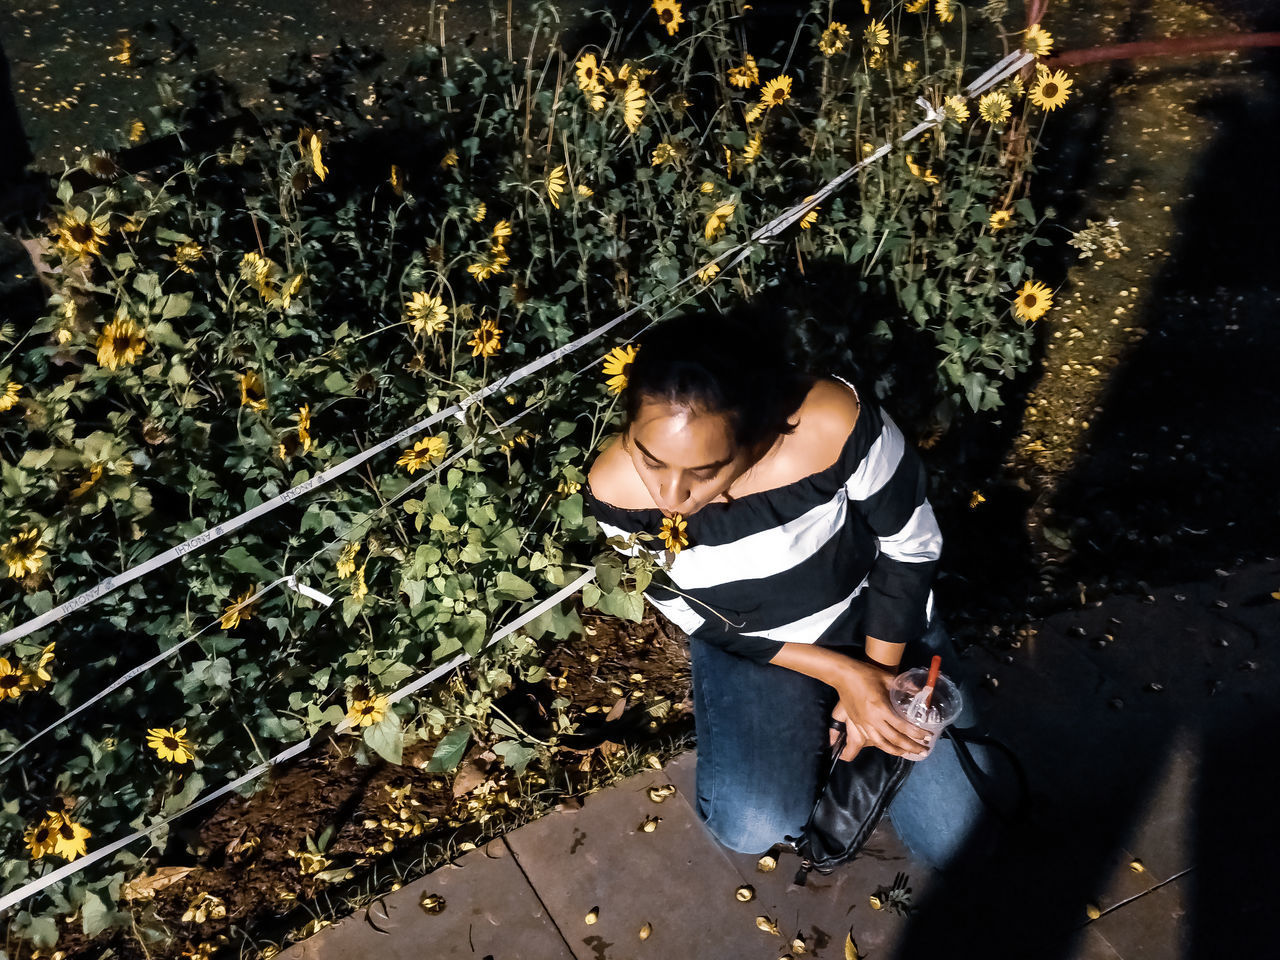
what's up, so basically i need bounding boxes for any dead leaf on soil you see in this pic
[122,866,194,901]
[452,757,490,798]
[605,697,627,722]
[845,930,860,960]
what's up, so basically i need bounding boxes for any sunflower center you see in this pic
[1043,83,1058,97]
[113,335,132,353]
[0,675,19,690]
[164,736,180,750]
[69,224,95,243]
[59,824,75,839]
[360,703,376,715]
[1024,294,1038,307]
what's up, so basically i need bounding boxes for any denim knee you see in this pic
[698,793,802,855]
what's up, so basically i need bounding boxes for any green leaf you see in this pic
[221,546,275,581]
[82,891,118,938]
[426,723,472,772]
[160,292,193,319]
[494,739,538,775]
[494,571,536,601]
[363,713,403,765]
[597,587,645,622]
[556,494,584,527]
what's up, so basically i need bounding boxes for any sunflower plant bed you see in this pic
[1,0,1071,955]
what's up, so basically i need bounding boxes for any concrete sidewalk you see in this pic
[283,559,1278,960]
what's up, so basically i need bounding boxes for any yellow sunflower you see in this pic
[1013,280,1054,322]
[659,514,689,555]
[905,0,928,10]
[905,155,940,185]
[466,245,511,282]
[468,319,503,358]
[546,164,568,209]
[147,726,197,764]
[576,52,604,93]
[239,370,268,412]
[727,55,759,89]
[50,812,91,861]
[1023,23,1054,57]
[602,344,639,394]
[1030,69,1073,111]
[239,251,280,298]
[303,131,327,181]
[441,149,459,168]
[53,209,110,259]
[819,22,851,56]
[799,196,821,229]
[622,81,646,133]
[577,184,594,197]
[699,181,715,194]
[396,435,448,473]
[220,587,259,630]
[350,562,369,601]
[978,90,1012,125]
[759,75,793,110]
[406,292,449,335]
[0,380,21,412]
[934,0,956,23]
[347,695,388,728]
[128,119,146,142]
[389,164,404,196]
[3,527,47,579]
[705,200,737,241]
[25,816,56,859]
[297,403,313,452]
[697,262,721,284]
[0,657,24,701]
[23,642,56,691]
[173,241,204,274]
[743,101,765,124]
[491,219,513,244]
[96,315,147,370]
[652,0,685,36]
[473,202,487,222]
[742,133,763,165]
[651,142,678,166]
[944,95,970,122]
[989,209,1012,231]
[336,540,361,578]
[864,18,890,47]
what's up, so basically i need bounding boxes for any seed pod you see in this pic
[735,885,755,902]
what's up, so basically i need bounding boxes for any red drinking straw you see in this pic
[924,655,942,709]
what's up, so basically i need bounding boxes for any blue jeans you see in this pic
[689,619,993,869]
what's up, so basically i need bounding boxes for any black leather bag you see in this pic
[787,722,911,885]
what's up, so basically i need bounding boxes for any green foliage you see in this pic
[0,0,1065,946]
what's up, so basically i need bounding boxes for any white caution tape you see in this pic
[0,569,595,914]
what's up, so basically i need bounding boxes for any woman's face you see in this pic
[625,397,758,516]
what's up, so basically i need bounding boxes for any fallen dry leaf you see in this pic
[647,784,677,803]
[419,894,446,915]
[640,816,661,833]
[605,697,627,722]
[792,934,808,955]
[755,915,780,936]
[845,930,860,960]
[122,866,194,901]
[1085,903,1101,920]
[585,906,599,925]
[757,855,777,872]
[639,922,652,940]
[1129,859,1145,873]
[452,757,490,798]
[735,885,755,902]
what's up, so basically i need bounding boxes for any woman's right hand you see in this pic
[830,660,931,762]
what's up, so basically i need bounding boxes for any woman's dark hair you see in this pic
[623,302,816,452]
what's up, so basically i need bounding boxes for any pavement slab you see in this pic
[280,839,574,960]
[1088,874,1193,960]
[505,765,784,960]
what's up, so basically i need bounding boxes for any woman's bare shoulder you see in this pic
[587,435,655,510]
[786,378,861,466]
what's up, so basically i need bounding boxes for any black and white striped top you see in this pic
[584,378,941,663]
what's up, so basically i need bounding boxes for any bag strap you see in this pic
[943,726,1030,822]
